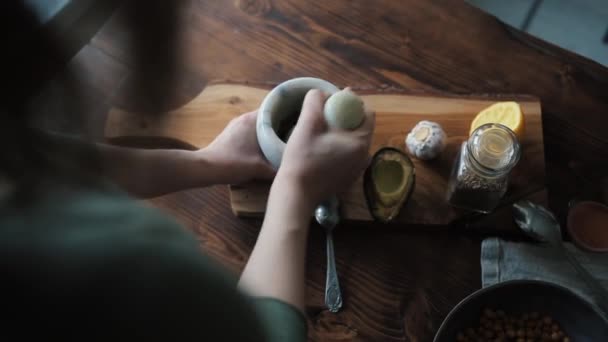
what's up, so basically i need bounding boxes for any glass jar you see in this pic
[446,123,521,213]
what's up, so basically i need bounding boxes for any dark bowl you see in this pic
[434,280,608,341]
[567,201,608,253]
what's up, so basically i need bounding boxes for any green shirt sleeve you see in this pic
[252,297,308,342]
[0,184,307,341]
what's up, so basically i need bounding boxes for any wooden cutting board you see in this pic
[105,82,545,225]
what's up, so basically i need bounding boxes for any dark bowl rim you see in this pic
[433,279,608,341]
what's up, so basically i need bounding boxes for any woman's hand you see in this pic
[202,111,275,185]
[276,89,375,208]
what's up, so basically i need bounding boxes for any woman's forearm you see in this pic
[43,110,273,198]
[39,132,222,197]
[98,144,220,198]
[238,176,314,313]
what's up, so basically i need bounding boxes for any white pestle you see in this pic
[324,88,365,130]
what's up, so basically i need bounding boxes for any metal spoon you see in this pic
[513,200,608,318]
[315,196,343,313]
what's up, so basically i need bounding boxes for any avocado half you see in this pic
[364,147,415,223]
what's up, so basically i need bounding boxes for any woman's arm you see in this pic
[237,175,314,312]
[238,90,375,312]
[101,111,274,197]
[97,146,222,198]
[48,111,274,198]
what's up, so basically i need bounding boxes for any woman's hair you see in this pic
[0,2,86,198]
[0,1,183,202]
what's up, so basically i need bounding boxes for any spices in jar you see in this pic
[446,123,521,213]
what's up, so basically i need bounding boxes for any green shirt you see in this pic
[0,182,306,341]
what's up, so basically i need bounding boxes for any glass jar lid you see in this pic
[467,123,521,175]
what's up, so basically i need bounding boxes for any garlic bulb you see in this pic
[405,121,446,160]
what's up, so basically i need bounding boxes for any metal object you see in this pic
[513,200,608,318]
[315,196,343,313]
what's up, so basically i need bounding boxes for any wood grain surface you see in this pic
[50,0,608,340]
[106,83,545,225]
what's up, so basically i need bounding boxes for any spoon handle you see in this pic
[561,245,608,317]
[325,230,343,313]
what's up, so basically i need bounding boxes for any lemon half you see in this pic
[470,102,525,139]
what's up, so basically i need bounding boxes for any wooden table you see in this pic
[65,1,608,340]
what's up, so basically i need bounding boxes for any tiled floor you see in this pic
[468,0,608,66]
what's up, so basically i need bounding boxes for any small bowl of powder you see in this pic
[567,201,608,253]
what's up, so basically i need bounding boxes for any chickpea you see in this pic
[484,308,495,318]
[457,309,570,342]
